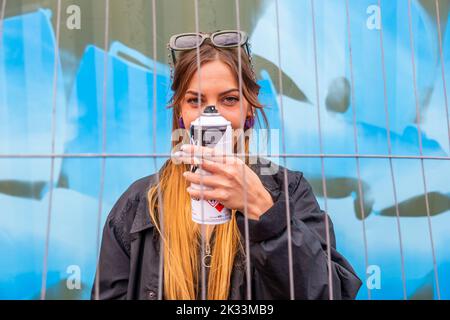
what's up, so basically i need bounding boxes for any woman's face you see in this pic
[179,60,252,130]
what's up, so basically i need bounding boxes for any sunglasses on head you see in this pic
[167,30,251,66]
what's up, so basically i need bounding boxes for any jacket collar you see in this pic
[129,174,158,234]
[130,189,154,234]
[129,156,280,234]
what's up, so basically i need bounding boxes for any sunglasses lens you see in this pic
[213,32,243,46]
[174,34,202,49]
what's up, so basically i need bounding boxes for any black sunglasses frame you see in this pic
[167,30,251,66]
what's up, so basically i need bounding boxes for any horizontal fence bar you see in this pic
[0,153,448,160]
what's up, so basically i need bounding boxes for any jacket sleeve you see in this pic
[90,191,134,300]
[235,171,362,300]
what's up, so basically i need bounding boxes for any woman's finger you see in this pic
[181,144,226,163]
[183,171,221,188]
[181,144,213,157]
[198,158,225,174]
[177,155,203,166]
[186,186,218,201]
[177,155,228,177]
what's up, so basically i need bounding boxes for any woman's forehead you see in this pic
[186,64,238,93]
[190,60,235,80]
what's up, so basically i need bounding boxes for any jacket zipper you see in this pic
[205,241,211,256]
[202,240,212,268]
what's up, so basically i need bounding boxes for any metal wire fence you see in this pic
[0,0,449,300]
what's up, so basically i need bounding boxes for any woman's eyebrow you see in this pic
[185,88,239,97]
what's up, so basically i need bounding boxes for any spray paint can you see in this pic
[189,105,233,225]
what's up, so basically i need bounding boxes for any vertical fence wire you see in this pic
[274,0,296,300]
[435,0,450,152]
[309,0,334,300]
[344,0,373,300]
[433,0,450,293]
[406,0,441,300]
[376,0,415,301]
[0,0,6,164]
[0,0,4,155]
[94,0,110,301]
[40,0,61,300]
[235,0,253,300]
[192,0,209,301]
[0,0,6,45]
[150,0,165,301]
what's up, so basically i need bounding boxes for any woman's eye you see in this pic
[187,98,202,106]
[223,97,239,105]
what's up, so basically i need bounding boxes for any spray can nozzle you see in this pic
[203,105,218,114]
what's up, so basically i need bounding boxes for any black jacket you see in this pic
[91,158,362,300]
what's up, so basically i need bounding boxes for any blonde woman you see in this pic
[92,30,362,300]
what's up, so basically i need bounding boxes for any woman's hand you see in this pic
[177,144,274,221]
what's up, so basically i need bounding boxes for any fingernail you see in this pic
[183,171,188,177]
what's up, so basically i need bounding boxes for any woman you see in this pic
[92,30,362,300]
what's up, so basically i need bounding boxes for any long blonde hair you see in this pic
[147,42,268,299]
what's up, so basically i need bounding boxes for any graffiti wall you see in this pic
[0,0,449,299]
